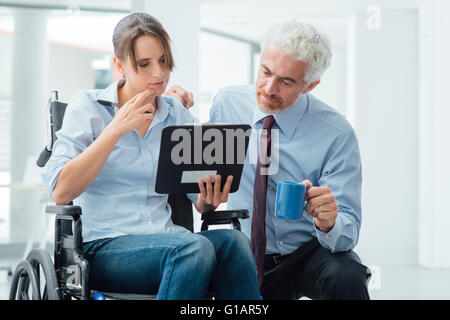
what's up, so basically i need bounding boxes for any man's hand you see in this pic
[303,180,338,233]
[164,85,194,109]
[195,174,234,213]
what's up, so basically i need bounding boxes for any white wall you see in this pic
[137,0,201,118]
[418,0,450,268]
[48,44,97,102]
[0,29,107,243]
[354,9,419,266]
[200,0,422,267]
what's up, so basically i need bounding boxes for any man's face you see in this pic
[255,43,318,113]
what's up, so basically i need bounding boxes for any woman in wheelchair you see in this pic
[41,13,260,299]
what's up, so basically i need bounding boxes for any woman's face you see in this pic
[117,35,171,97]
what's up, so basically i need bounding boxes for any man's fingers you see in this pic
[302,180,313,188]
[306,193,335,213]
[166,85,194,108]
[184,92,194,109]
[305,186,331,200]
[308,202,338,216]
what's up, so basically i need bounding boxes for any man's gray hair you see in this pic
[261,20,332,84]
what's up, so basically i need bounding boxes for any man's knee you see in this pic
[320,255,370,299]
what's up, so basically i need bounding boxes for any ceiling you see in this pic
[0,0,422,52]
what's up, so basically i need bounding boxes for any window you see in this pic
[197,29,259,122]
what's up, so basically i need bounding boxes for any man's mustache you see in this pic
[257,90,283,105]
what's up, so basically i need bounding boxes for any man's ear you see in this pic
[303,80,321,94]
[113,56,125,77]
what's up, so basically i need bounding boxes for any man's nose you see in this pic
[265,77,278,96]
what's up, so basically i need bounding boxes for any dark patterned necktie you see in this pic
[251,115,275,286]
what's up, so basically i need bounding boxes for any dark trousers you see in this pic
[261,239,371,300]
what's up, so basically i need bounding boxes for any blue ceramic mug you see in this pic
[275,181,310,220]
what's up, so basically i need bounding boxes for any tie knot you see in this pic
[262,115,275,130]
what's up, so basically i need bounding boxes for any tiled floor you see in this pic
[2,259,450,300]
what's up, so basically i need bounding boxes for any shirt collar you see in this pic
[150,95,170,129]
[252,94,309,139]
[97,79,123,105]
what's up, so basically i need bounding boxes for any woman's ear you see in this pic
[113,56,126,77]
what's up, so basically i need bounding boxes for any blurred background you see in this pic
[0,0,449,299]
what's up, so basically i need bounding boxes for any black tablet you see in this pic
[155,124,252,194]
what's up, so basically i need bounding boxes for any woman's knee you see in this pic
[208,229,254,263]
[215,229,251,249]
[172,233,216,271]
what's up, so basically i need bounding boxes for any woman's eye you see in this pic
[139,62,149,68]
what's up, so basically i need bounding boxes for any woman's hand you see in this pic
[195,174,234,213]
[105,89,155,138]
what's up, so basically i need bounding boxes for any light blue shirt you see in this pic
[42,80,198,242]
[210,85,362,254]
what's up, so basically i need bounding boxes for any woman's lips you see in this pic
[148,81,165,87]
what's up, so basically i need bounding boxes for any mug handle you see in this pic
[304,185,311,211]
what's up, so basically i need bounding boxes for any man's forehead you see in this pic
[260,44,307,81]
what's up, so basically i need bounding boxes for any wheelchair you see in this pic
[9,91,249,300]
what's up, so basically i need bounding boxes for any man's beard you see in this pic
[256,89,285,114]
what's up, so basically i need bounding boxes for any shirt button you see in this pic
[279,241,284,245]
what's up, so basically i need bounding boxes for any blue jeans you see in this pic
[82,229,261,300]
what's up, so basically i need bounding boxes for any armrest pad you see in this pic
[201,209,249,222]
[45,205,82,216]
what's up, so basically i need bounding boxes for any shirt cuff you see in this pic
[314,216,342,252]
[186,193,199,205]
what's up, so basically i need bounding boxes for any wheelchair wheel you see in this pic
[9,260,41,300]
[26,248,62,300]
[9,249,61,300]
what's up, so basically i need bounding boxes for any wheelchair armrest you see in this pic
[201,209,249,222]
[200,209,249,232]
[45,205,82,216]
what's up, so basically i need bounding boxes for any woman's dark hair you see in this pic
[113,12,174,72]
